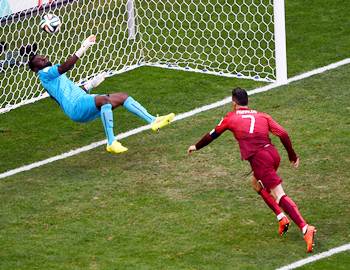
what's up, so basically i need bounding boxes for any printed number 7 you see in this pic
[242,115,255,134]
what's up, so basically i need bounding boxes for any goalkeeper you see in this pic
[28,35,175,154]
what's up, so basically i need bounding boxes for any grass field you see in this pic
[1,65,349,269]
[1,0,350,269]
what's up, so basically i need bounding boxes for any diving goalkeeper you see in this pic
[28,35,175,154]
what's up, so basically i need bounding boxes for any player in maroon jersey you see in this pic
[188,87,316,253]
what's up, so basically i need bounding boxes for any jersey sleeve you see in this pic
[39,64,61,81]
[265,113,298,162]
[213,113,231,136]
[195,113,231,150]
[265,114,288,137]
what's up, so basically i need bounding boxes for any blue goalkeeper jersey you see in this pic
[38,64,88,120]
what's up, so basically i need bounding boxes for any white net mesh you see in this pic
[0,0,276,113]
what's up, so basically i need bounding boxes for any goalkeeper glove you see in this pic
[75,35,96,58]
[84,72,107,92]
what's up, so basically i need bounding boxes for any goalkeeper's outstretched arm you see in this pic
[58,35,96,75]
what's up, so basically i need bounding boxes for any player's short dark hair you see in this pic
[232,87,248,106]
[28,54,38,71]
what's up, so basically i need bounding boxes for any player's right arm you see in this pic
[57,35,96,75]
[188,114,230,154]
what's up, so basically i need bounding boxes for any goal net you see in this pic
[0,0,286,113]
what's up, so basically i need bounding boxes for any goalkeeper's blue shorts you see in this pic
[68,94,101,123]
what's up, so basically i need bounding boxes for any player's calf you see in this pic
[123,96,156,123]
[122,95,175,130]
[99,103,128,154]
[253,177,288,235]
[273,186,316,253]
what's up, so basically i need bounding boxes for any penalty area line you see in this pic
[276,243,350,270]
[0,58,350,180]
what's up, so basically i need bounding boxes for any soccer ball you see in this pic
[40,14,61,34]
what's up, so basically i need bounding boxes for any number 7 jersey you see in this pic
[213,107,297,161]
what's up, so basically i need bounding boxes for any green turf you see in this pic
[0,63,349,269]
[286,0,350,76]
[1,0,350,268]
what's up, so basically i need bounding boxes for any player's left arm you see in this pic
[188,115,229,154]
[58,35,96,75]
[266,114,299,166]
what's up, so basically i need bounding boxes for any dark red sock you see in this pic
[259,189,282,216]
[279,195,307,230]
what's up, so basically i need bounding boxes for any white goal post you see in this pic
[0,0,287,114]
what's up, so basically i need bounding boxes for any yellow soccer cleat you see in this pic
[106,140,128,154]
[151,113,175,132]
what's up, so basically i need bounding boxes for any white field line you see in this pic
[276,243,350,270]
[1,58,350,180]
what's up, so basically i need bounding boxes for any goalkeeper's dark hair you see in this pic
[28,54,38,71]
[232,87,248,106]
